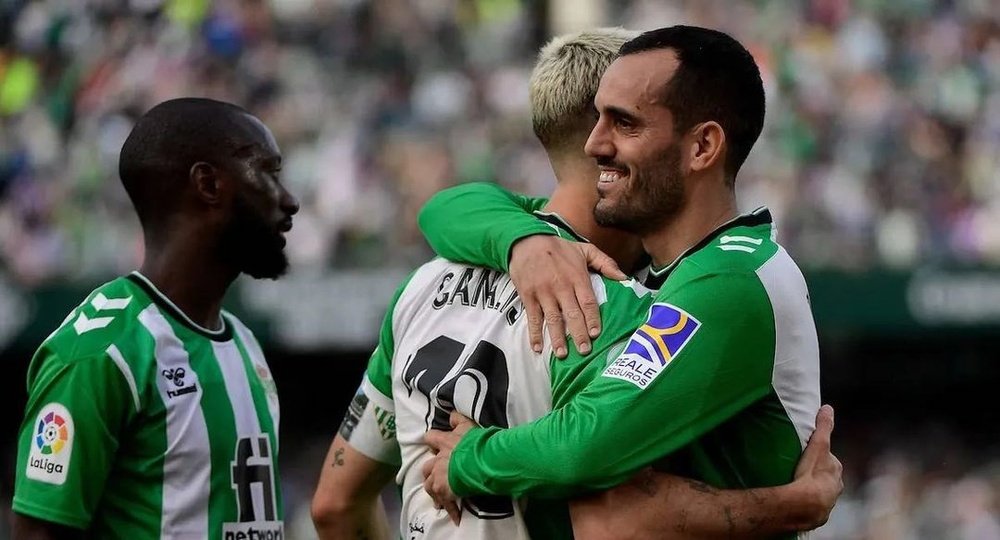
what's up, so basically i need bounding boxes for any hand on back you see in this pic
[509,235,625,358]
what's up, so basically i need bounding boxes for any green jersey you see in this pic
[14,272,283,539]
[420,183,821,540]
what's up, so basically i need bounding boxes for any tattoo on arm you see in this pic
[635,469,660,498]
[724,506,736,539]
[684,478,718,495]
[332,447,345,468]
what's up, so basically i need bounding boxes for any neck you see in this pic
[642,176,739,267]
[544,157,646,274]
[139,225,237,331]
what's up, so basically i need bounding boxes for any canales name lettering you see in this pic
[431,268,524,325]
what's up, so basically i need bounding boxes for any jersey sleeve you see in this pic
[448,270,777,499]
[340,334,400,466]
[417,182,552,271]
[13,347,138,528]
[339,272,415,466]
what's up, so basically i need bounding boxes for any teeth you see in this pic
[599,171,623,183]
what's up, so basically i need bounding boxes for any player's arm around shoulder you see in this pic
[417,181,553,271]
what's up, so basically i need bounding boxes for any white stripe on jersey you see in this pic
[230,318,280,442]
[138,304,211,538]
[106,344,141,413]
[213,341,261,436]
[756,246,821,448]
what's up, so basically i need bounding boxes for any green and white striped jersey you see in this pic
[14,272,283,540]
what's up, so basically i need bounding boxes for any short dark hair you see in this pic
[619,26,765,179]
[118,97,255,227]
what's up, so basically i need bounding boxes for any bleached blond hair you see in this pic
[530,27,638,150]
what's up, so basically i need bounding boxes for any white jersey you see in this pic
[345,258,554,540]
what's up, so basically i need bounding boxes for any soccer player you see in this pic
[312,29,840,540]
[420,26,825,540]
[12,98,298,539]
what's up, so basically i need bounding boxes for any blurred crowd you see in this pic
[2,2,999,538]
[0,0,999,286]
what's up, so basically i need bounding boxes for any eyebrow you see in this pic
[602,105,640,124]
[231,143,258,158]
[261,155,282,168]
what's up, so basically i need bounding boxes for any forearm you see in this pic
[450,396,644,499]
[570,471,820,540]
[449,372,752,499]
[418,182,552,270]
[312,436,397,540]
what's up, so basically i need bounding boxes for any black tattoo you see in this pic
[635,469,659,497]
[724,506,736,539]
[332,447,345,468]
[672,507,689,534]
[684,478,718,495]
[355,526,370,540]
[743,489,768,533]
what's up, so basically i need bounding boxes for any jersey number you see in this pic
[231,436,278,522]
[403,336,514,519]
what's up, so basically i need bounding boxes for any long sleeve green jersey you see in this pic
[418,182,550,271]
[420,186,821,540]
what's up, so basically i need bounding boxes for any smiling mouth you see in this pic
[598,169,627,189]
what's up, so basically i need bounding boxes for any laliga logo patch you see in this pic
[26,403,74,484]
[602,303,700,389]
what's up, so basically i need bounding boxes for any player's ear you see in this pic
[687,121,726,174]
[190,162,225,205]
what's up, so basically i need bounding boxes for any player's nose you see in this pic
[585,118,613,159]
[279,184,300,216]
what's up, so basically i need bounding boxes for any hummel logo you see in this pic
[162,367,198,398]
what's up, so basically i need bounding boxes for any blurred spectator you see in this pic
[1,0,998,285]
